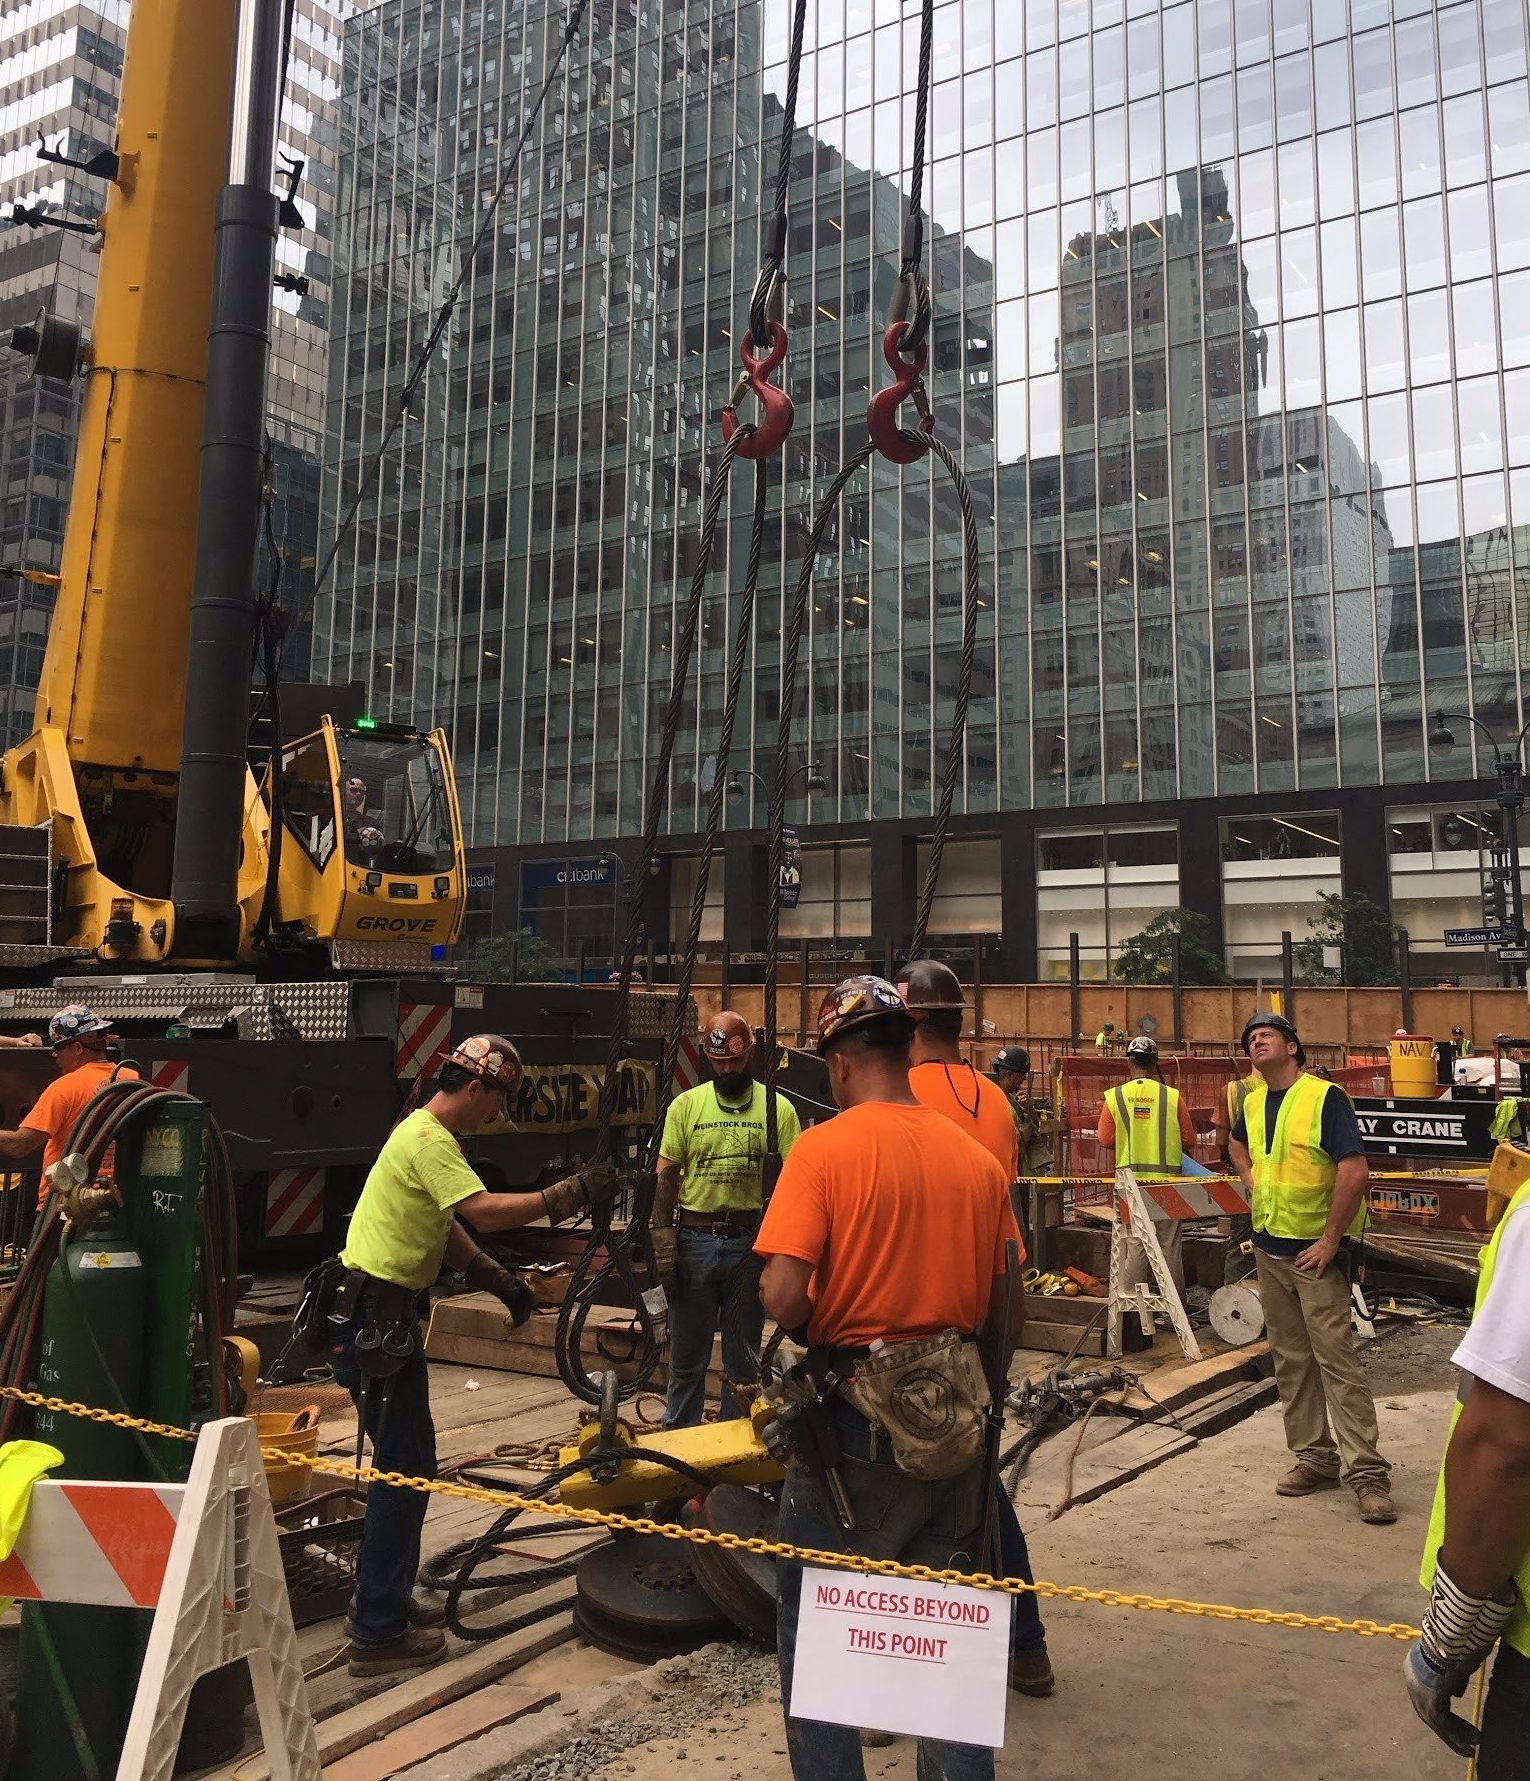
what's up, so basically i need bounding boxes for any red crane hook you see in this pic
[866,322,934,465]
[720,322,794,459]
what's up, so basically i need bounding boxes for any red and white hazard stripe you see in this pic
[396,1002,453,1080]
[672,1035,704,1092]
[0,1479,183,1608]
[149,1060,189,1094]
[264,1167,327,1239]
[1121,1175,1251,1221]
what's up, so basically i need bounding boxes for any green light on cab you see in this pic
[355,715,378,732]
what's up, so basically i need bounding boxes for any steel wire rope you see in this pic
[748,0,809,348]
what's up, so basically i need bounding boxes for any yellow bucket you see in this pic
[1388,1034,1436,1099]
[254,1405,320,1506]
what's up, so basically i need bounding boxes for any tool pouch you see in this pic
[292,1256,345,1356]
[841,1330,991,1482]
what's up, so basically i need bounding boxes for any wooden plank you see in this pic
[321,1684,558,1781]
[1136,1342,1271,1411]
[1172,1377,1280,1440]
[1019,1316,1107,1357]
[239,1581,578,1778]
[1051,1422,1196,1507]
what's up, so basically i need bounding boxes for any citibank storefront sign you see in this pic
[518,857,615,937]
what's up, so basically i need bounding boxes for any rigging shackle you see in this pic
[720,321,794,460]
[867,321,933,465]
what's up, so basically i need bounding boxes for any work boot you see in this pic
[347,1626,448,1677]
[1275,1461,1341,1497]
[345,1592,447,1639]
[1009,1645,1056,1697]
[1355,1484,1397,1525]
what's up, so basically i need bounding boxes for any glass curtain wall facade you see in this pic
[322,0,1530,973]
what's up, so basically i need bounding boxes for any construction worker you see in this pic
[1213,1062,1263,1284]
[757,975,1017,1780]
[1226,1012,1395,1525]
[651,1010,801,1428]
[1095,1035,1196,1297]
[1407,1155,1530,1773]
[1093,1019,1116,1055]
[0,1005,139,1198]
[901,959,1053,1697]
[308,1034,620,1676]
[992,1043,1054,1174]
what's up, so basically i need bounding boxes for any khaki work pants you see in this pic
[1253,1247,1389,1491]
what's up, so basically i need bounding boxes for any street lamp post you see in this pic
[724,758,828,805]
[1429,709,1530,985]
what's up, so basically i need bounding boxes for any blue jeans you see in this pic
[776,1397,997,1781]
[663,1227,764,1429]
[1480,1642,1530,1780]
[994,1486,1045,1654]
[329,1307,436,1647]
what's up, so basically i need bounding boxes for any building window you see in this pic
[1388,803,1530,982]
[1221,811,1342,981]
[1036,825,1179,981]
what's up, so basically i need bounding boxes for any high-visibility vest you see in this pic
[1421,1177,1530,1657]
[1243,1073,1363,1240]
[1225,1072,1260,1127]
[1108,1078,1182,1175]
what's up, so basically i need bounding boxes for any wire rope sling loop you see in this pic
[760,0,982,1141]
[556,0,811,1409]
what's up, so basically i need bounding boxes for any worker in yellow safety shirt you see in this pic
[1096,1035,1196,1297]
[1093,1020,1116,1055]
[1407,1157,1530,1774]
[1227,1012,1395,1526]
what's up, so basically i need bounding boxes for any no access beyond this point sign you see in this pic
[789,1565,1011,1748]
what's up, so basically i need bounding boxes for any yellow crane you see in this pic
[0,0,464,975]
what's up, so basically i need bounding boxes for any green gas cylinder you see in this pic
[16,1212,150,1776]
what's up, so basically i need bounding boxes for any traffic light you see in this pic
[1484,877,1508,927]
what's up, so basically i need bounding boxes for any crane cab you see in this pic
[273,717,464,971]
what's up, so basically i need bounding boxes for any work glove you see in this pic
[1403,1560,1518,1756]
[649,1223,678,1293]
[463,1252,536,1328]
[541,1162,623,1225]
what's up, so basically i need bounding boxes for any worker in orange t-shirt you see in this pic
[0,1004,138,1202]
[899,957,1052,1699]
[756,974,1017,1780]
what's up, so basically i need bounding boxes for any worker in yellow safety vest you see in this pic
[1227,1012,1395,1526]
[1214,1066,1263,1285]
[1093,1020,1116,1055]
[1095,1035,1197,1297]
[1406,1156,1530,1773]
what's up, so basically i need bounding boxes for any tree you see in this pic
[459,926,564,982]
[1113,908,1231,986]
[1294,891,1401,987]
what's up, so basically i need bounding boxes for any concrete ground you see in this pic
[483,1334,1463,1781]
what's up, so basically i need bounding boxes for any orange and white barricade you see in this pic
[3,1418,318,1781]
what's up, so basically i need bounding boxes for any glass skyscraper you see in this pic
[323,0,1530,982]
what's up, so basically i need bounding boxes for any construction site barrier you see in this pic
[0,1384,1422,1647]
[7,1414,319,1780]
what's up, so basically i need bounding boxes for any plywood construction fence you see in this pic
[694,980,1527,1059]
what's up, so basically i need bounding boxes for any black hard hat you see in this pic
[991,1045,1030,1077]
[1241,1011,1305,1065]
[896,958,969,1015]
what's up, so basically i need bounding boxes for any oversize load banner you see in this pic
[486,1059,656,1134]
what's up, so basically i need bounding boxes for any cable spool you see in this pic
[1209,1282,1265,1346]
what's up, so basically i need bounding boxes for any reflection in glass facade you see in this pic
[322,0,1530,970]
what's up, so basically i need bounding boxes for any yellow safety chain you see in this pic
[1018,1171,1484,1186]
[0,1383,1421,1644]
